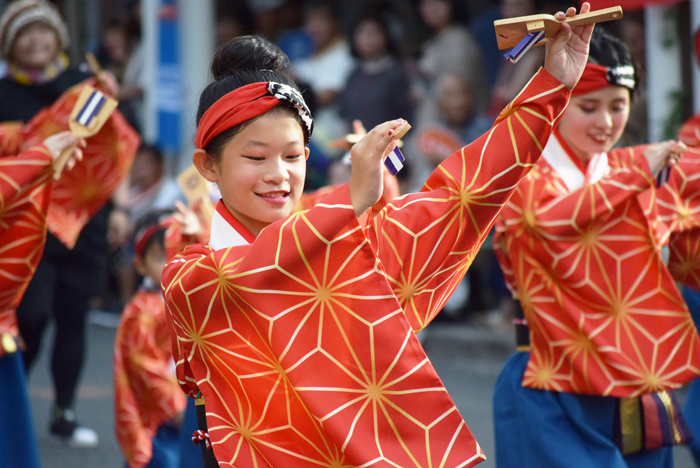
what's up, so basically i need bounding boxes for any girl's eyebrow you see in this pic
[243,140,303,148]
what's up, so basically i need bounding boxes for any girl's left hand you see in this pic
[544,2,595,90]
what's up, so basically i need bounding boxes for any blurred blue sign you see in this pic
[156,0,181,152]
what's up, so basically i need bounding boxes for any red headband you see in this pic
[134,218,173,258]
[194,81,313,150]
[572,63,635,96]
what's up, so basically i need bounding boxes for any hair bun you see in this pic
[211,35,292,81]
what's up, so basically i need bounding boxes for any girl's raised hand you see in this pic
[643,140,687,177]
[349,119,405,217]
[544,2,595,91]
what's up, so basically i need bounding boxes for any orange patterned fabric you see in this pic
[114,288,187,468]
[162,69,569,468]
[0,146,53,342]
[21,79,140,248]
[656,117,700,292]
[495,133,700,398]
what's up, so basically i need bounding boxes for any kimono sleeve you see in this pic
[523,146,653,237]
[657,153,700,290]
[365,68,570,331]
[0,145,53,204]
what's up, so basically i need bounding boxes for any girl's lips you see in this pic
[256,192,290,205]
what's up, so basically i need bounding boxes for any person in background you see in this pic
[114,209,187,468]
[339,13,413,132]
[488,0,546,117]
[105,143,183,312]
[409,73,492,189]
[417,0,488,113]
[0,0,126,447]
[294,0,354,154]
[493,28,696,467]
[0,131,85,468]
[128,144,184,224]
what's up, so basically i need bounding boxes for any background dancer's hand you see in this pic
[349,118,405,217]
[643,140,687,177]
[43,131,86,172]
[544,2,595,90]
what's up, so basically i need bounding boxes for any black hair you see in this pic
[196,35,309,163]
[588,27,638,97]
[349,13,399,59]
[137,143,163,164]
[132,208,174,259]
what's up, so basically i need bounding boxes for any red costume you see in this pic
[163,69,570,467]
[114,287,187,468]
[0,145,53,351]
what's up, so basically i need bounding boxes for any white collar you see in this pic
[209,201,255,249]
[541,134,609,192]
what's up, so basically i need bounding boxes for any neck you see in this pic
[222,199,265,238]
[557,132,592,167]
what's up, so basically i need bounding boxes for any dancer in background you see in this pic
[114,209,187,468]
[162,3,593,464]
[0,131,85,468]
[0,0,135,447]
[494,28,698,468]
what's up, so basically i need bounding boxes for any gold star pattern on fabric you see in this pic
[656,124,700,292]
[0,146,53,346]
[496,141,700,397]
[163,69,570,467]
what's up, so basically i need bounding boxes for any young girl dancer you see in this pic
[163,5,594,466]
[494,28,699,467]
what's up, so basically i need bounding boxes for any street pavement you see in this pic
[26,320,696,468]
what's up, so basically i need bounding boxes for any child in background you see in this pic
[114,209,186,468]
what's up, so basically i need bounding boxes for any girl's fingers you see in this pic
[373,128,396,161]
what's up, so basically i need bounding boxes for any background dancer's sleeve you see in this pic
[657,145,700,292]
[364,68,571,331]
[0,146,54,312]
[21,78,140,248]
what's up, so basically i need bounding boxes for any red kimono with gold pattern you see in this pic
[114,288,187,468]
[162,69,570,468]
[654,117,700,292]
[0,145,54,350]
[495,132,700,398]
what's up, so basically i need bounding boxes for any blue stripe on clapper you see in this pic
[385,146,405,176]
[76,90,107,127]
[504,31,545,64]
[656,167,670,188]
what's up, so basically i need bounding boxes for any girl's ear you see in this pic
[305,147,310,161]
[193,149,219,183]
[134,255,147,277]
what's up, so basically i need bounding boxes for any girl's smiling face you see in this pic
[197,110,308,236]
[557,85,631,164]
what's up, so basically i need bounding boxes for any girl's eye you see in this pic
[579,106,596,114]
[287,154,303,160]
[611,105,627,113]
[243,156,265,161]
